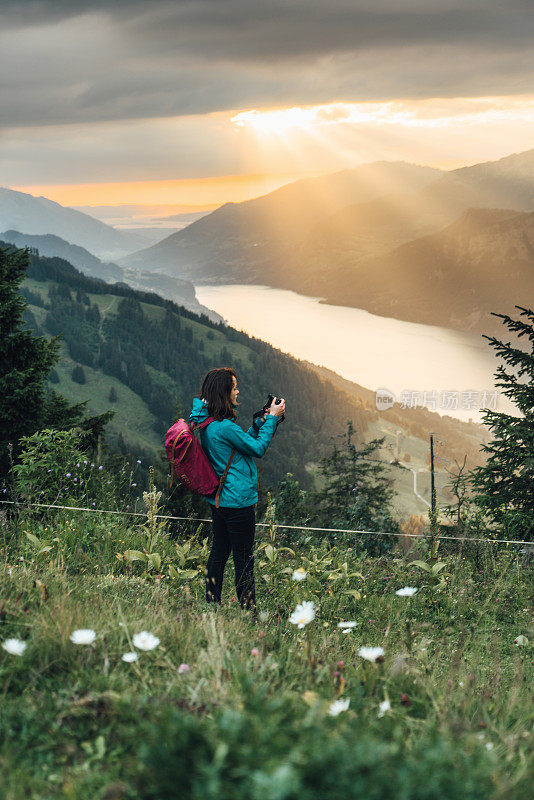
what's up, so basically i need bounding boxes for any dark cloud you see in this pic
[1,1,533,128]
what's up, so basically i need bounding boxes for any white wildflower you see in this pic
[358,646,385,663]
[70,629,96,645]
[396,587,418,597]
[513,635,528,646]
[121,652,138,663]
[292,567,307,582]
[378,699,391,717]
[337,621,358,629]
[2,638,27,656]
[132,631,160,651]
[328,697,350,717]
[289,601,315,628]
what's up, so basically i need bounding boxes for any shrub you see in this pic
[137,682,496,800]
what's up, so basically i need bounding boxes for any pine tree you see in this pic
[72,365,86,384]
[0,244,113,482]
[310,420,399,553]
[469,306,534,541]
[0,244,59,477]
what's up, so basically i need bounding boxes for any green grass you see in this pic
[51,341,161,453]
[0,495,532,799]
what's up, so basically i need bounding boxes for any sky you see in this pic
[2,0,534,212]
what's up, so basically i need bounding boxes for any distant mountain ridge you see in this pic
[1,229,223,323]
[117,148,534,335]
[317,207,534,335]
[117,161,441,280]
[0,187,150,260]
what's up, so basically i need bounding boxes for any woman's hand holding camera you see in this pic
[268,396,285,418]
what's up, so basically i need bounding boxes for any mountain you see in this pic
[0,187,151,260]
[0,229,223,323]
[318,208,534,335]
[117,149,534,335]
[117,161,441,279]
[422,148,534,216]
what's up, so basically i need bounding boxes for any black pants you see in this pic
[206,503,256,610]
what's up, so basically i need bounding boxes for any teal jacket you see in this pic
[188,397,278,508]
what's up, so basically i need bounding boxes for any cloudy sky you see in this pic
[2,0,534,213]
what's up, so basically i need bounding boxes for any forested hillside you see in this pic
[10,241,371,490]
[6,239,491,514]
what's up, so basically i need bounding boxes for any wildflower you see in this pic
[396,587,418,597]
[292,567,307,581]
[121,652,138,663]
[258,631,266,638]
[513,635,528,646]
[137,459,142,464]
[132,483,137,487]
[338,621,358,630]
[98,466,103,471]
[378,699,391,717]
[358,646,385,663]
[400,692,411,706]
[259,610,269,622]
[66,472,71,478]
[132,631,160,651]
[328,697,350,716]
[178,663,190,674]
[289,600,315,628]
[251,647,259,656]
[2,638,27,656]
[70,629,96,645]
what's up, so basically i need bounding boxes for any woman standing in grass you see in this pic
[188,367,285,612]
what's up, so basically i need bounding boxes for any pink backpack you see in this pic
[165,417,235,508]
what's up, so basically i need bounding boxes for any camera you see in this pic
[252,393,285,433]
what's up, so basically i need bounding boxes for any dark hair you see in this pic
[199,367,238,421]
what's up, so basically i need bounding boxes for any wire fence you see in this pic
[1,499,531,547]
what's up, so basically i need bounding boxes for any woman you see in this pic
[188,367,285,612]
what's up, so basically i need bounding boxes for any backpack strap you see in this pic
[215,449,235,508]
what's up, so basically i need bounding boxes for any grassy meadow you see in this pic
[1,483,533,800]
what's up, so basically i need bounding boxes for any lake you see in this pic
[195,283,513,424]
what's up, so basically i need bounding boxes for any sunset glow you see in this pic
[11,171,320,208]
[232,95,534,133]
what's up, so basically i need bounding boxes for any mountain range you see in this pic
[117,148,534,335]
[4,148,534,338]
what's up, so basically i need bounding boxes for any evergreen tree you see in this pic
[72,365,86,384]
[309,420,399,554]
[469,306,534,541]
[0,244,59,477]
[0,244,113,482]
